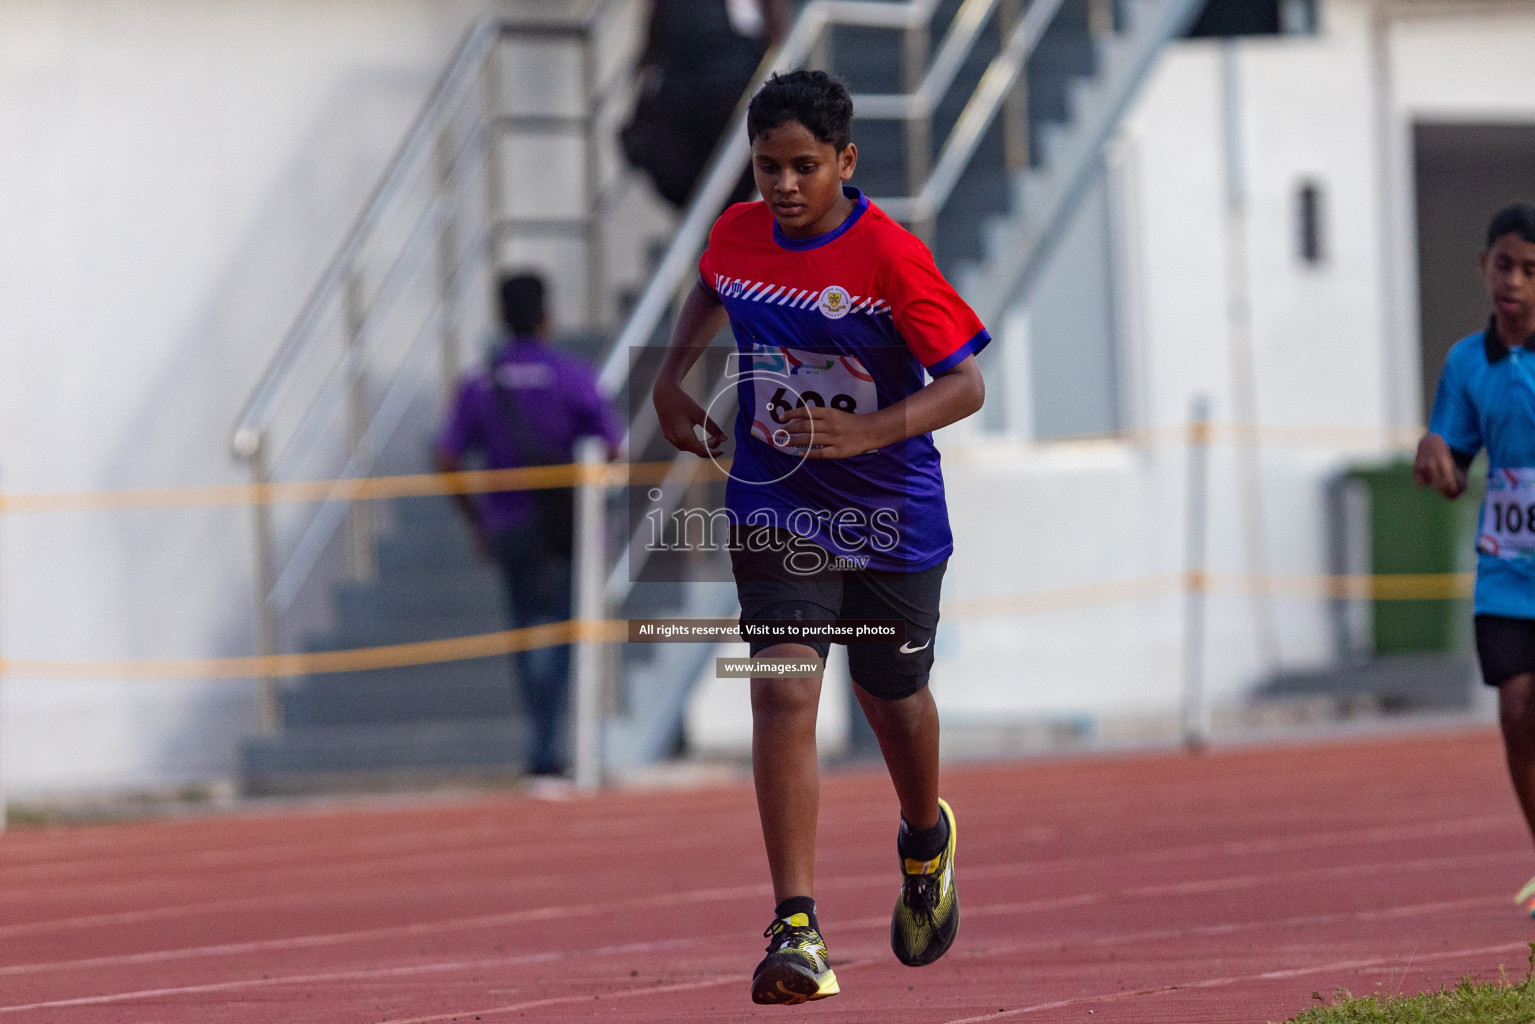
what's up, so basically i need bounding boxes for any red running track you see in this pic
[2,728,1533,1023]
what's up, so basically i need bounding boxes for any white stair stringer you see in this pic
[966,0,1208,326]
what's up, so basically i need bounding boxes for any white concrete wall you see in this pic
[0,0,663,797]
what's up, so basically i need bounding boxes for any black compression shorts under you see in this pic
[730,528,946,701]
[1476,614,1535,687]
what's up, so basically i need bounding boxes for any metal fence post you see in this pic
[245,434,283,736]
[482,27,506,273]
[1182,394,1211,751]
[341,271,375,580]
[571,437,607,791]
[581,28,605,331]
[902,16,931,207]
[434,125,463,405]
[0,502,6,832]
[999,0,1030,173]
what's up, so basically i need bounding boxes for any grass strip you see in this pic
[1279,944,1535,1023]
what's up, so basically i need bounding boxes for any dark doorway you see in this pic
[1415,123,1535,419]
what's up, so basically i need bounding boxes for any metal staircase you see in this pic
[958,0,1207,324]
[232,3,658,791]
[231,0,1210,789]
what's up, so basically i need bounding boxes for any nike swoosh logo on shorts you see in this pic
[898,639,931,655]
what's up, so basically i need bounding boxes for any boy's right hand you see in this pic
[654,380,726,458]
[1413,432,1467,499]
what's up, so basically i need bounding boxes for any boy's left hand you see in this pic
[778,405,886,459]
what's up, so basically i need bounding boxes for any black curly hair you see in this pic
[498,273,546,338]
[747,70,854,151]
[1487,204,1535,248]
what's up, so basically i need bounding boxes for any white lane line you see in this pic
[0,888,1504,1015]
[0,823,764,915]
[0,939,691,1015]
[839,894,1507,958]
[0,882,771,979]
[937,940,1533,1023]
[0,800,883,912]
[1,842,1521,981]
[1121,848,1519,899]
[0,803,766,884]
[960,814,1514,883]
[0,810,1506,941]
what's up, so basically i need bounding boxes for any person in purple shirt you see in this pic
[436,273,622,777]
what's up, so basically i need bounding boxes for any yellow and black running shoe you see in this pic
[750,912,839,1005]
[891,797,959,966]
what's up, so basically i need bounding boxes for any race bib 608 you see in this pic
[740,345,878,448]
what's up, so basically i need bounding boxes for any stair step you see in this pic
[280,658,519,727]
[830,25,907,93]
[376,530,484,574]
[241,717,530,793]
[317,618,513,653]
[388,495,466,529]
[334,577,504,623]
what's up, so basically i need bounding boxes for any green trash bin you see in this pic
[1343,458,1483,655]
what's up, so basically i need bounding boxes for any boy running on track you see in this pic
[1415,203,1535,914]
[652,70,989,1004]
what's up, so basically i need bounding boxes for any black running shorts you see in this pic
[1475,614,1535,687]
[730,528,946,701]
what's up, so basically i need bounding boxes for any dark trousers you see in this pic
[487,523,572,775]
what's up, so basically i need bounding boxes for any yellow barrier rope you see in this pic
[0,421,1457,679]
[0,421,1422,516]
[946,422,1424,451]
[0,619,628,680]
[0,571,1475,681]
[0,460,729,516]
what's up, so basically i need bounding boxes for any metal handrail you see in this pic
[269,227,493,613]
[849,0,998,121]
[969,0,1207,323]
[231,3,634,733]
[907,0,1067,224]
[230,17,498,459]
[233,3,623,461]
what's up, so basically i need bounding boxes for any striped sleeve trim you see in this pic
[926,328,991,375]
[711,276,892,317]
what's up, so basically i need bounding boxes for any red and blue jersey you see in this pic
[698,186,990,570]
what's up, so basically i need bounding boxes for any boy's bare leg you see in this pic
[1499,673,1535,846]
[751,642,825,902]
[853,683,941,829]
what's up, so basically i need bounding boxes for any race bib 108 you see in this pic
[1479,467,1535,562]
[739,345,877,448]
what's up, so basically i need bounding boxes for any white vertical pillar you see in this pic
[0,506,6,833]
[571,437,606,792]
[1220,41,1279,677]
[1182,394,1212,750]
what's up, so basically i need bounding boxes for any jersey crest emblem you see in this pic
[817,285,852,320]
